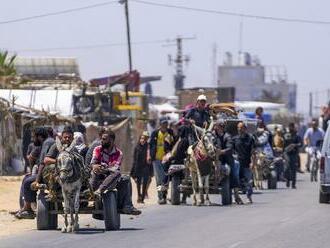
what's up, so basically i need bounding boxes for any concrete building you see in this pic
[217,56,297,112]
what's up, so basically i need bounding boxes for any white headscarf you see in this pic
[74,132,86,153]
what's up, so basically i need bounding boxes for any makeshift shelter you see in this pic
[0,97,74,175]
[0,89,74,116]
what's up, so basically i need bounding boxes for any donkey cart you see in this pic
[168,162,232,206]
[36,188,120,231]
[168,105,258,206]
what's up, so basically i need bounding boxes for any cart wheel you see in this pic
[171,175,181,205]
[37,192,57,230]
[267,170,277,189]
[319,191,330,204]
[221,177,232,206]
[103,191,120,231]
[19,186,24,209]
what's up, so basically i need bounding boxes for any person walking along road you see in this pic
[131,132,152,204]
[233,122,255,204]
[284,123,302,189]
[149,118,174,204]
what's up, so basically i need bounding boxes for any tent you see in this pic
[0,89,74,116]
[149,103,179,122]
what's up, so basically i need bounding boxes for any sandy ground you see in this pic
[0,176,157,238]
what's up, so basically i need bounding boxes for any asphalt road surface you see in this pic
[1,173,329,248]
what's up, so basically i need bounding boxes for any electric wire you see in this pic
[11,39,170,53]
[0,1,118,25]
[1,0,329,26]
[132,0,330,25]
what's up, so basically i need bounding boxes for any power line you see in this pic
[1,0,328,26]
[0,1,118,25]
[132,0,330,25]
[10,39,170,53]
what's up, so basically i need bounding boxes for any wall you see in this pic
[218,65,297,112]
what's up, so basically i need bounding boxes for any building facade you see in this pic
[218,64,297,112]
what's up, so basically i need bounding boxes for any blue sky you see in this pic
[1,0,330,113]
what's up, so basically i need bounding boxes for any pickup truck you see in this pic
[320,122,330,203]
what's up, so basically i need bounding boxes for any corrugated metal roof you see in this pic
[14,57,80,79]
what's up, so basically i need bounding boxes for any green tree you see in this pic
[0,50,16,76]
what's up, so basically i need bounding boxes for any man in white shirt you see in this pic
[304,119,325,172]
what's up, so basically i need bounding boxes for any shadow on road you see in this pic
[118,228,144,231]
[74,228,105,235]
[74,227,144,234]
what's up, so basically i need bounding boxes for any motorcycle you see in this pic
[255,129,279,189]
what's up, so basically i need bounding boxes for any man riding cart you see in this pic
[253,123,281,190]
[165,95,243,206]
[213,121,243,205]
[33,126,140,232]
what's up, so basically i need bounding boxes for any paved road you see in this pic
[1,174,329,248]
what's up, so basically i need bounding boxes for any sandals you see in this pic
[14,210,36,219]
[9,210,21,215]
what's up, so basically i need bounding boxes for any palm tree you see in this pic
[0,50,17,88]
[0,50,16,77]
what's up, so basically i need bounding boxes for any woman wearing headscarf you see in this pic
[131,132,152,203]
[74,132,89,160]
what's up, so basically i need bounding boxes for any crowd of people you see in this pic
[131,95,328,206]
[12,125,141,219]
[12,96,329,219]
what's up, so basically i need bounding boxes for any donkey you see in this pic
[56,137,83,233]
[252,152,265,190]
[185,119,216,206]
[253,129,274,190]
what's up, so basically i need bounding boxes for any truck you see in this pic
[320,121,330,203]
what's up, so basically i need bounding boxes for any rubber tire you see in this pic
[37,192,58,230]
[311,162,315,181]
[19,186,24,209]
[221,177,232,206]
[171,175,181,205]
[267,170,277,189]
[319,191,330,204]
[103,191,120,231]
[311,165,317,182]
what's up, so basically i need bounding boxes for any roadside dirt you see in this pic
[0,176,157,238]
[0,176,33,237]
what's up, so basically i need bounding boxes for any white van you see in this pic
[320,122,330,203]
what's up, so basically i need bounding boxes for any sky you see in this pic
[1,0,330,114]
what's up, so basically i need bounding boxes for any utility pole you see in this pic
[119,0,133,72]
[238,17,244,64]
[211,43,218,86]
[167,36,195,93]
[309,92,313,118]
[119,0,133,97]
